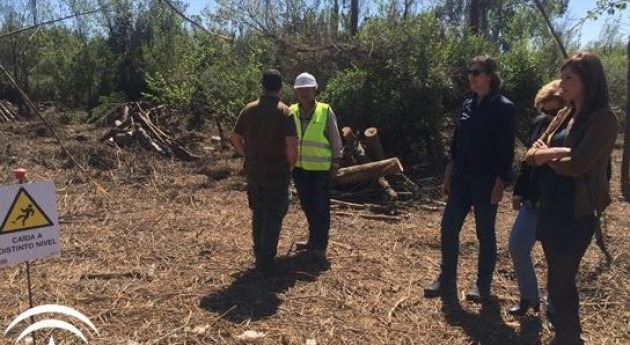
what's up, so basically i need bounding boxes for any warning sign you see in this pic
[0,181,60,267]
[1,187,53,232]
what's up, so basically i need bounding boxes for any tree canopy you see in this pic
[0,0,627,175]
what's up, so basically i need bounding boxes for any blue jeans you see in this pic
[509,202,540,301]
[292,168,331,251]
[439,173,498,293]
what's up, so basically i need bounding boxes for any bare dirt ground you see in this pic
[0,117,628,345]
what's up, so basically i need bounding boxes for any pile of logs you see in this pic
[332,126,419,203]
[0,100,18,123]
[99,102,200,161]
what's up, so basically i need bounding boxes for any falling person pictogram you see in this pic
[12,204,35,226]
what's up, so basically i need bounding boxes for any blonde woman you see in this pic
[508,80,565,316]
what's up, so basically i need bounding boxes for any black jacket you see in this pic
[513,115,551,203]
[450,92,516,182]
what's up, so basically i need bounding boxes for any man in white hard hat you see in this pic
[290,72,342,263]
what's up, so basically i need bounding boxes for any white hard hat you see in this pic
[294,72,318,89]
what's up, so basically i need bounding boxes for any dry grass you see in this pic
[0,119,628,345]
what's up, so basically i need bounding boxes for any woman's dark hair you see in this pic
[470,55,502,92]
[561,51,609,117]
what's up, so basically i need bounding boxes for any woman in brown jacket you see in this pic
[526,52,619,345]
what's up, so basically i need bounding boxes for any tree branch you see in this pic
[0,7,106,40]
[532,0,568,58]
[160,0,233,42]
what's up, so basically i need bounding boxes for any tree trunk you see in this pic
[363,127,385,161]
[402,0,414,20]
[533,0,568,58]
[350,0,359,36]
[333,158,403,186]
[341,126,355,144]
[331,0,339,36]
[468,0,480,35]
[621,35,630,200]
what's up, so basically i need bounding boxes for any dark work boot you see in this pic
[508,299,541,316]
[424,279,456,299]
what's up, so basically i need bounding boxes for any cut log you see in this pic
[363,127,398,200]
[341,126,355,143]
[376,176,398,201]
[333,158,403,186]
[363,127,385,161]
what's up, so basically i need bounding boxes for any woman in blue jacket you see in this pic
[425,55,516,301]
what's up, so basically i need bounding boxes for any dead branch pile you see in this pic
[332,126,419,204]
[0,99,18,122]
[99,102,200,161]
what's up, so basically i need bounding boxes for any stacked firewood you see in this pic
[333,126,419,203]
[99,102,200,161]
[0,100,18,123]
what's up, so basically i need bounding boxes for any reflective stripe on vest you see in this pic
[291,102,332,171]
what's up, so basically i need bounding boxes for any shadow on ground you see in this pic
[199,251,329,322]
[441,297,542,345]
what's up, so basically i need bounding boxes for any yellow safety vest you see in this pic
[291,102,332,171]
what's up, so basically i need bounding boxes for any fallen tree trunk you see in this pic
[333,158,403,186]
[376,177,398,201]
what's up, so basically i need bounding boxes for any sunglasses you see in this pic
[541,108,561,116]
[467,69,486,76]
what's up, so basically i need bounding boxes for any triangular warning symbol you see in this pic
[0,187,53,233]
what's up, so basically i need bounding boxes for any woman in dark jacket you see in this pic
[526,52,619,345]
[508,80,566,316]
[424,55,516,301]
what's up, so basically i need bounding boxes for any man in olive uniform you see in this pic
[230,69,298,274]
